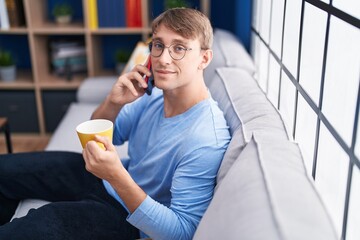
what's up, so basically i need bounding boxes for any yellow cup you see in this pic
[76,119,113,150]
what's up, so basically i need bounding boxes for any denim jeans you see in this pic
[0,151,139,240]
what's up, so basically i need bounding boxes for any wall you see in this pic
[211,0,252,52]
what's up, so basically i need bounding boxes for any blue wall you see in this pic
[0,35,31,68]
[211,0,252,52]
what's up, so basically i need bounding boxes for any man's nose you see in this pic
[158,47,173,63]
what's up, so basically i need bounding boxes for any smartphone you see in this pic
[144,56,154,95]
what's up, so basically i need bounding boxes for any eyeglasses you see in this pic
[149,41,193,60]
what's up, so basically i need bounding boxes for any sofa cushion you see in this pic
[207,67,290,184]
[194,134,338,240]
[76,76,117,104]
[204,28,256,86]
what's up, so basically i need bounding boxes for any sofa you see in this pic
[11,29,338,239]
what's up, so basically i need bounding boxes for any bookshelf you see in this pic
[0,0,210,135]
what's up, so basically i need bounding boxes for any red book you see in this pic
[125,0,142,27]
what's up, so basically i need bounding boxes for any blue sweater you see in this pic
[103,88,230,239]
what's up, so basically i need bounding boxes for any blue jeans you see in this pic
[0,151,139,240]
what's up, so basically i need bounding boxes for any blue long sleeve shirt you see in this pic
[103,88,230,239]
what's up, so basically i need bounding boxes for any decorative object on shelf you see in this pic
[115,49,131,75]
[0,49,16,82]
[50,40,87,80]
[52,3,73,24]
[165,0,190,9]
[122,42,150,74]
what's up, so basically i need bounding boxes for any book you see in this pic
[52,56,87,68]
[52,46,86,59]
[88,0,98,29]
[53,64,87,76]
[51,53,87,76]
[113,0,126,27]
[50,40,82,50]
[97,0,109,27]
[97,0,126,28]
[0,0,10,29]
[5,0,25,27]
[125,0,142,28]
[50,40,87,75]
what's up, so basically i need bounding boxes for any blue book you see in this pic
[113,0,126,27]
[106,0,125,27]
[104,0,114,27]
[97,0,110,27]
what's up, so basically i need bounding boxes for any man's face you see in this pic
[151,24,206,93]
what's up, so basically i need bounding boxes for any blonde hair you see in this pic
[152,8,213,49]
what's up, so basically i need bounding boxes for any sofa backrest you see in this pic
[76,76,117,104]
[204,28,256,87]
[208,68,291,184]
[194,133,338,240]
[194,29,338,240]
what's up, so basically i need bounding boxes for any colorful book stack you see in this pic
[0,0,26,30]
[88,0,142,29]
[50,40,87,77]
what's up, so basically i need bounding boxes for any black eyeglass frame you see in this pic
[148,42,194,60]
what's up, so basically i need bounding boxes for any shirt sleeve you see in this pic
[127,146,225,240]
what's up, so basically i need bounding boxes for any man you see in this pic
[0,8,230,240]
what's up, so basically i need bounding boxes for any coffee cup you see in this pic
[76,119,113,150]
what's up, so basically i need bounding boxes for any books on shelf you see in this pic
[125,0,142,28]
[0,0,25,29]
[97,0,126,28]
[5,0,25,27]
[88,0,98,29]
[90,0,142,29]
[50,40,87,77]
[0,0,10,29]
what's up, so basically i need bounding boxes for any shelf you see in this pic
[0,28,28,34]
[32,22,85,34]
[0,81,34,89]
[38,73,86,90]
[90,27,152,35]
[0,70,34,89]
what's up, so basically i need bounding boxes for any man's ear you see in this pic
[198,49,213,70]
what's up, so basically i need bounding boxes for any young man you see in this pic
[0,8,230,240]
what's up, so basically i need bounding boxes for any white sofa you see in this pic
[12,29,338,239]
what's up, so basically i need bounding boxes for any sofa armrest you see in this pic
[77,76,118,104]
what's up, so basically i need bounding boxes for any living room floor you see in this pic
[0,135,50,154]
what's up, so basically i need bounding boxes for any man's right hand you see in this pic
[91,64,152,121]
[108,64,151,106]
